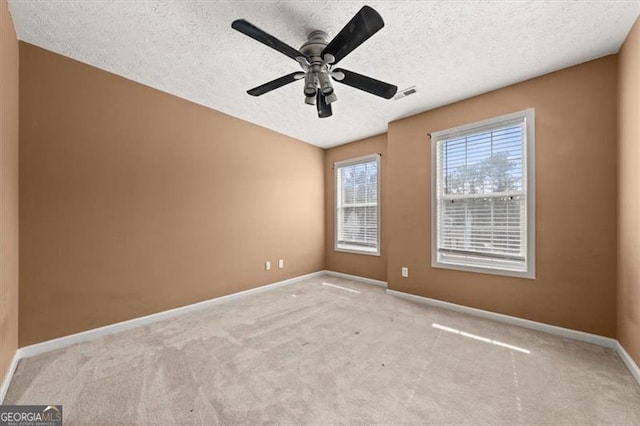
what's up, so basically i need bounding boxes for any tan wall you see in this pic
[0,0,19,384]
[324,134,387,281]
[387,56,618,337]
[19,43,324,346]
[618,18,640,365]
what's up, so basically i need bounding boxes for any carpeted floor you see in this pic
[5,274,640,424]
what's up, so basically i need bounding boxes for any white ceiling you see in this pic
[8,1,640,148]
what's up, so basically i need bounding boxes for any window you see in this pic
[431,109,535,278]
[335,154,380,255]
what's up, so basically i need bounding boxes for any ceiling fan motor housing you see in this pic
[299,31,335,99]
[300,30,329,57]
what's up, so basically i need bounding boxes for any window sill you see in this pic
[335,246,380,257]
[432,260,535,279]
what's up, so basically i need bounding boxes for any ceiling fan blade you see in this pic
[316,91,333,118]
[232,19,309,62]
[247,72,305,96]
[332,68,397,99]
[321,6,384,65]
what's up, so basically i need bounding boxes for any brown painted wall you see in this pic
[387,56,618,337]
[0,0,19,383]
[19,43,324,346]
[618,17,640,365]
[325,134,387,281]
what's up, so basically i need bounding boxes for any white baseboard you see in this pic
[616,341,640,386]
[386,289,618,348]
[0,350,21,404]
[324,270,387,288]
[18,271,325,361]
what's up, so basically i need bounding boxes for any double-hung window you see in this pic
[431,109,535,278]
[335,154,380,255]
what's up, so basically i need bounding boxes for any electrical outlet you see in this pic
[265,261,271,271]
[278,259,284,269]
[401,267,409,278]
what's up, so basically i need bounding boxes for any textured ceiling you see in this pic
[8,1,640,148]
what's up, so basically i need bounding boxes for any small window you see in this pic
[335,154,380,255]
[431,109,535,278]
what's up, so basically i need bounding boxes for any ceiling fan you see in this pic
[231,6,398,118]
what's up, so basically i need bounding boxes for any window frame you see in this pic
[430,109,536,279]
[334,154,381,256]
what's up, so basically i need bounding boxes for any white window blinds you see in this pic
[432,109,535,277]
[335,155,380,255]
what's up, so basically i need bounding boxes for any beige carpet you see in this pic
[5,274,640,424]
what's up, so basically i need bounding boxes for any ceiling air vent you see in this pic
[393,86,416,100]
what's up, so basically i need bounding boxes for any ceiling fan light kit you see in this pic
[232,6,398,118]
